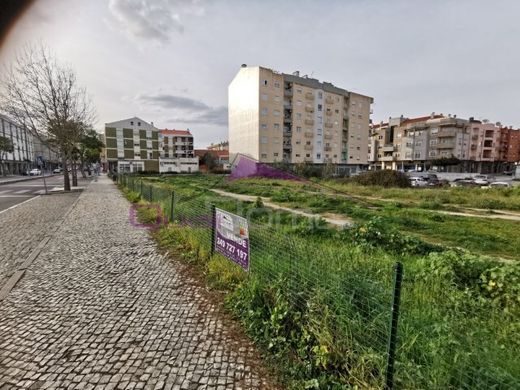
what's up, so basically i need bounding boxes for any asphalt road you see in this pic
[0,176,66,212]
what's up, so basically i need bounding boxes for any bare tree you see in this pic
[0,44,95,191]
[0,136,14,176]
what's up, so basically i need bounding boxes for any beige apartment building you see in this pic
[369,113,519,173]
[229,65,373,168]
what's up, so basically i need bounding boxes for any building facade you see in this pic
[158,129,198,173]
[229,65,373,169]
[0,114,34,175]
[369,113,520,173]
[104,117,160,173]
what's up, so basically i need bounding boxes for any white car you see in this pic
[410,176,428,187]
[489,181,511,188]
[53,168,63,174]
[29,168,41,176]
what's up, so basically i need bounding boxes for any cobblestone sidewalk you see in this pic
[0,175,277,390]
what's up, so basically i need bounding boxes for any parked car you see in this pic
[473,174,496,186]
[489,181,511,188]
[29,168,41,176]
[450,178,477,187]
[53,167,63,174]
[410,176,429,187]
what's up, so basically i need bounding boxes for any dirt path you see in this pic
[211,189,353,227]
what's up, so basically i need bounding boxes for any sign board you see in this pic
[213,208,250,271]
[37,155,45,167]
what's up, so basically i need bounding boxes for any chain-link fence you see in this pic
[117,174,519,389]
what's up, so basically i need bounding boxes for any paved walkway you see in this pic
[0,176,276,389]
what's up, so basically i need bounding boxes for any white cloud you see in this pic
[108,0,204,43]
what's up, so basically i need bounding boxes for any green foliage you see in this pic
[136,205,159,224]
[480,263,520,309]
[342,217,442,256]
[347,170,411,188]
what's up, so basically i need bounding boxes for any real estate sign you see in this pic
[213,208,250,271]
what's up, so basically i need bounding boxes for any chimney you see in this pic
[454,114,457,118]
[241,64,247,68]
[292,71,300,77]
[430,112,435,118]
[469,116,474,122]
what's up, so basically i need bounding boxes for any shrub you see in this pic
[347,170,411,188]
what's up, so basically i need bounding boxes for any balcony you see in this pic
[283,144,292,150]
[324,122,333,128]
[325,96,334,104]
[437,129,457,137]
[305,105,314,112]
[304,119,314,126]
[435,141,456,149]
[304,131,314,138]
[380,156,395,162]
[284,88,293,96]
[382,144,394,152]
[471,135,479,141]
[284,116,292,123]
[305,92,315,100]
[284,100,292,108]
[304,144,313,150]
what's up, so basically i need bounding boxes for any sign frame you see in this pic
[212,207,250,271]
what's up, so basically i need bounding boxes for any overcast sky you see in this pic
[1,0,519,147]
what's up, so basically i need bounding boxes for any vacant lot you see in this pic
[120,174,520,389]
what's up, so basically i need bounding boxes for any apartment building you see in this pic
[369,113,520,172]
[0,114,35,175]
[104,117,160,173]
[229,65,373,169]
[158,129,198,173]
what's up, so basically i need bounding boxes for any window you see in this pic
[130,121,134,125]
[317,141,322,146]
[296,126,302,133]
[274,95,281,102]
[296,88,302,94]
[274,123,280,130]
[295,154,300,157]
[137,122,141,126]
[317,116,323,124]
[274,152,279,157]
[356,146,360,150]
[296,140,301,145]
[317,153,321,159]
[318,104,322,111]
[318,92,323,99]
[335,109,339,114]
[306,154,310,158]
[261,108,268,116]
[414,153,421,158]
[297,100,302,106]
[317,128,322,135]
[273,138,280,144]
[273,110,280,116]
[296,113,302,119]
[263,80,268,86]
[260,136,268,144]
[306,141,311,145]
[415,141,422,147]
[261,153,267,158]
[261,123,267,129]
[274,82,280,88]
[261,93,268,101]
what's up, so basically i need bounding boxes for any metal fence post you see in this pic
[149,185,153,202]
[170,190,175,223]
[140,179,143,197]
[210,204,216,256]
[385,262,403,390]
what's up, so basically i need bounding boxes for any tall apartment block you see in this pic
[104,117,160,173]
[369,113,520,173]
[228,65,373,168]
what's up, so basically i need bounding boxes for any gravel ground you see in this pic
[0,175,277,390]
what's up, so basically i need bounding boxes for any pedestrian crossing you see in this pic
[0,188,47,197]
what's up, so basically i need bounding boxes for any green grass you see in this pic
[119,174,520,389]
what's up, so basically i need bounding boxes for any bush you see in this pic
[347,170,411,188]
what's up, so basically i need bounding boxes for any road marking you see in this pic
[0,190,10,195]
[14,190,31,194]
[0,195,40,215]
[0,195,34,198]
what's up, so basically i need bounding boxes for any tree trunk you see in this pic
[72,162,78,187]
[80,156,87,178]
[63,156,71,191]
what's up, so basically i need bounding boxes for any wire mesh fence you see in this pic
[117,173,520,389]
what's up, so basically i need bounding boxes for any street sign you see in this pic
[213,208,250,271]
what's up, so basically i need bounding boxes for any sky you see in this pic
[1,0,519,148]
